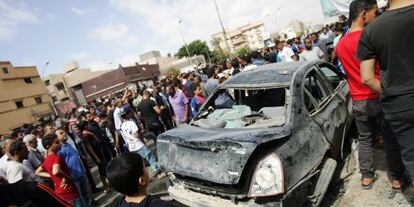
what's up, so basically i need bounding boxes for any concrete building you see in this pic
[139,51,177,74]
[137,50,205,75]
[75,63,160,103]
[212,21,267,52]
[167,55,206,74]
[44,73,69,103]
[0,61,52,133]
[43,61,111,110]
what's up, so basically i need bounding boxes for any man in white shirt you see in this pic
[300,37,325,61]
[6,140,36,183]
[277,41,295,62]
[0,139,14,179]
[120,109,161,176]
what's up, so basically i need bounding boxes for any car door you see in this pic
[317,63,352,118]
[302,67,346,156]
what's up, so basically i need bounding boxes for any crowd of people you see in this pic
[0,0,413,206]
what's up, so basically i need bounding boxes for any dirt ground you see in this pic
[97,138,414,207]
[322,142,414,207]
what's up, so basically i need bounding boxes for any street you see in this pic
[93,139,414,207]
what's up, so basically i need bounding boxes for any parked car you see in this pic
[157,61,353,207]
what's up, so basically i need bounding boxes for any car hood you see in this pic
[156,125,291,185]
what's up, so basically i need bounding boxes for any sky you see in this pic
[0,0,326,75]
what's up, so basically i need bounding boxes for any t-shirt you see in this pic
[82,131,102,156]
[168,90,189,124]
[121,120,145,152]
[113,195,171,207]
[278,47,295,62]
[357,4,414,113]
[37,137,47,155]
[205,79,219,96]
[315,38,330,60]
[137,99,159,125]
[0,154,9,179]
[41,153,79,202]
[252,58,265,66]
[0,181,72,207]
[337,30,380,101]
[190,95,206,117]
[87,121,105,143]
[268,51,279,63]
[58,143,84,180]
[132,96,143,108]
[24,148,44,171]
[114,107,123,130]
[299,46,324,61]
[6,160,36,183]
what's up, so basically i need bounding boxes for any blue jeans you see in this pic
[133,147,160,172]
[74,175,92,207]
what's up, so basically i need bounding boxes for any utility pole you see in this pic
[178,19,191,58]
[205,47,212,64]
[41,61,58,116]
[213,0,232,59]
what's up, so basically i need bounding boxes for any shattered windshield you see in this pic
[193,87,288,129]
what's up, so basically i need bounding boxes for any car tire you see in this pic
[305,157,337,207]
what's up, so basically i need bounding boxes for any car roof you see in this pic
[221,61,317,87]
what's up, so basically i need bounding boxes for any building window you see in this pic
[2,67,8,74]
[35,97,42,104]
[55,83,65,91]
[15,101,24,108]
[24,78,33,84]
[44,80,50,86]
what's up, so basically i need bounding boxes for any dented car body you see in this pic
[157,61,353,207]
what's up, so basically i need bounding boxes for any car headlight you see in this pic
[248,153,284,198]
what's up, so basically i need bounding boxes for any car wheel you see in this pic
[305,157,337,207]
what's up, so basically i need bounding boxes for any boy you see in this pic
[56,128,91,206]
[120,109,162,177]
[190,83,206,117]
[107,152,171,207]
[35,134,82,206]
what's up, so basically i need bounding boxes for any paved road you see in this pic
[89,137,172,206]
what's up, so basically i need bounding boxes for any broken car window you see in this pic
[303,69,330,114]
[318,64,345,90]
[194,87,287,129]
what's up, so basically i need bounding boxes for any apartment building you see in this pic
[0,61,52,133]
[212,21,267,52]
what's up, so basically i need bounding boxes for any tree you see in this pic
[210,49,227,64]
[175,40,211,62]
[234,47,251,57]
[166,67,181,77]
[210,37,222,51]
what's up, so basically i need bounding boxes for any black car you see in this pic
[157,61,353,207]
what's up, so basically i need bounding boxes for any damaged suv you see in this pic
[157,61,353,207]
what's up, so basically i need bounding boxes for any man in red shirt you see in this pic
[336,0,405,190]
[35,134,84,206]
